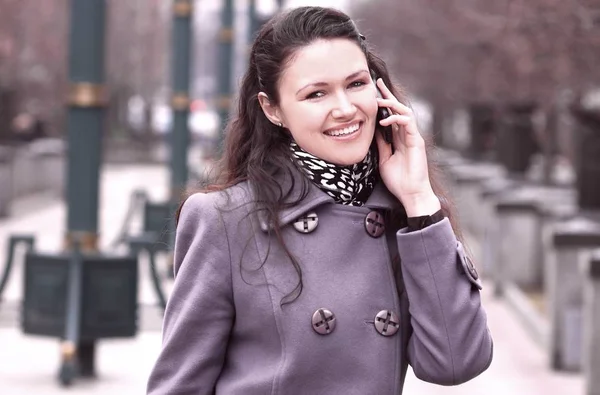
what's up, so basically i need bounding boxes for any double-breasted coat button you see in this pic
[293,212,319,233]
[365,211,385,238]
[457,241,483,290]
[374,310,400,336]
[312,308,336,335]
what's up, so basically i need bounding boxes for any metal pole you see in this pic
[170,0,193,200]
[249,0,259,41]
[65,0,106,251]
[59,239,84,386]
[217,0,234,146]
[63,0,107,377]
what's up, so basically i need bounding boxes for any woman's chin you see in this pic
[325,148,372,166]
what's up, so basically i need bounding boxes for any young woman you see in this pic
[147,6,493,395]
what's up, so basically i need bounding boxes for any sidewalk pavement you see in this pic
[0,164,585,394]
[0,283,583,394]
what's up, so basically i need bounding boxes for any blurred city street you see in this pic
[2,0,600,393]
[0,165,584,394]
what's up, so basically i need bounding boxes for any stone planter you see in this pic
[549,216,600,371]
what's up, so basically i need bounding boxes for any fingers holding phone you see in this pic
[374,78,424,150]
[374,87,394,146]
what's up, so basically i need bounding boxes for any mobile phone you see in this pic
[372,73,394,146]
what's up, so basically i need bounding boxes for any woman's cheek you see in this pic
[305,102,334,126]
[357,90,378,118]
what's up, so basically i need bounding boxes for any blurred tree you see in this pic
[0,0,68,137]
[0,0,20,141]
[351,0,600,173]
[0,0,170,140]
[106,0,170,139]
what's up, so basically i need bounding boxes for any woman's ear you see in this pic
[258,92,284,127]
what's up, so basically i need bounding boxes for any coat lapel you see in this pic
[256,164,401,232]
[364,181,400,211]
[256,164,334,232]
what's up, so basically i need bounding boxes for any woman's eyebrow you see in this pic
[345,69,369,80]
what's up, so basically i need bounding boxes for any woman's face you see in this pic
[265,38,378,166]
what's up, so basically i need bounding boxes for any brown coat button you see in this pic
[457,241,483,290]
[374,310,399,336]
[293,212,319,233]
[312,308,336,335]
[365,211,385,238]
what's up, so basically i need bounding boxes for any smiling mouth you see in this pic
[324,122,362,137]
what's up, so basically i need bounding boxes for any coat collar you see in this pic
[256,164,400,232]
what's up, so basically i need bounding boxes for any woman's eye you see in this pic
[349,80,366,88]
[306,91,325,99]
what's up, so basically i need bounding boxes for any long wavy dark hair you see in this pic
[181,6,462,304]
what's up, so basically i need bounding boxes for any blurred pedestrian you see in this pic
[147,6,493,395]
[10,112,46,143]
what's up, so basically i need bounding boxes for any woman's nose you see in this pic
[331,94,357,119]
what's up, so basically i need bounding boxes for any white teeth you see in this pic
[326,123,360,136]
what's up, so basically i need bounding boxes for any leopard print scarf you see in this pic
[289,141,378,207]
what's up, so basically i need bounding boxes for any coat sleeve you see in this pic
[147,193,234,395]
[396,217,493,386]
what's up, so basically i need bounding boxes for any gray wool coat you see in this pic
[147,167,493,395]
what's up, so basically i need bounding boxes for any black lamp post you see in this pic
[170,0,194,200]
[217,0,234,147]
